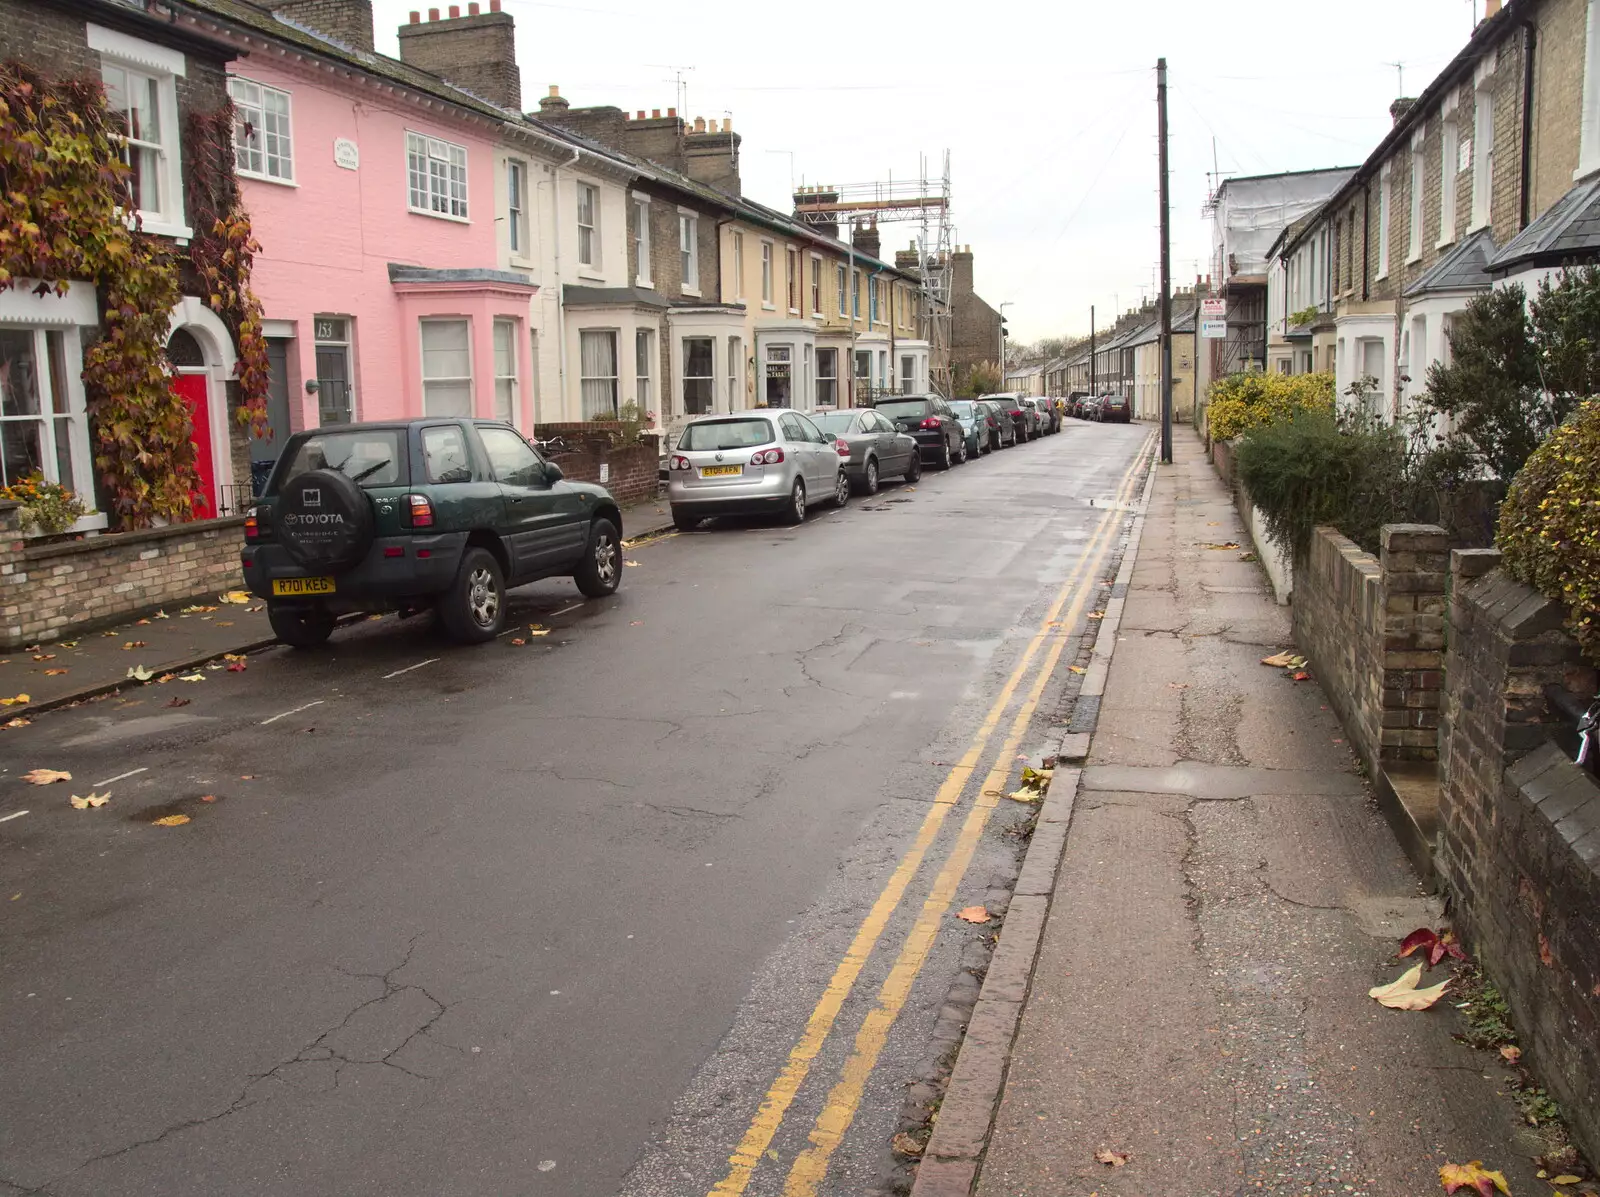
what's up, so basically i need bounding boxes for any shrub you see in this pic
[1497,398,1600,662]
[0,474,88,536]
[957,361,1002,398]
[1207,370,1334,442]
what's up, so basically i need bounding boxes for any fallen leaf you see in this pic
[177,673,206,683]
[890,1133,924,1157]
[1292,670,1312,681]
[103,630,119,637]
[181,604,218,614]
[1499,1045,1521,1064]
[1095,1150,1130,1167]
[199,794,218,803]
[43,669,68,676]
[1553,1177,1583,1187]
[22,769,71,785]
[219,591,252,604]
[1370,963,1449,1010]
[60,640,78,648]
[226,662,247,673]
[223,654,247,662]
[126,665,154,682]
[1439,1161,1510,1195]
[215,620,234,627]
[1399,927,1468,968]
[122,641,146,650]
[956,905,992,924]
[156,673,176,683]
[1008,787,1043,803]
[1,693,31,706]
[153,611,168,619]
[3,717,31,728]
[1068,665,1087,674]
[1261,651,1299,667]
[68,792,109,809]
[509,638,527,646]
[1087,611,1104,620]
[135,619,151,626]
[206,662,225,671]
[151,814,190,826]
[247,605,264,613]
[32,653,55,662]
[1538,934,1554,967]
[1202,541,1242,550]
[240,774,255,780]
[623,560,639,567]
[165,697,191,708]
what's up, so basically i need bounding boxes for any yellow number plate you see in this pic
[699,465,742,477]
[272,576,336,596]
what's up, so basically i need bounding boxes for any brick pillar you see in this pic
[0,501,26,648]
[1377,524,1450,762]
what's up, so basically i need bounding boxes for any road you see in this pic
[0,421,1152,1197]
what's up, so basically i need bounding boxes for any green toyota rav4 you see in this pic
[242,419,624,647]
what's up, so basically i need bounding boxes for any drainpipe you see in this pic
[1520,18,1537,230]
[552,144,581,421]
[847,244,858,406]
[872,263,888,396]
[1361,181,1371,302]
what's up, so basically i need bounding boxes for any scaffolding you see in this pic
[793,153,954,397]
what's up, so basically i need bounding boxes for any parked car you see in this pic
[1019,398,1050,438]
[872,395,968,468]
[976,399,1016,450]
[979,393,1032,443]
[946,399,989,458]
[1069,392,1093,419]
[1040,397,1064,434]
[807,408,922,494]
[242,419,623,648]
[1098,394,1132,424]
[667,410,850,530]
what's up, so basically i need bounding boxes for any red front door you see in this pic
[173,373,216,517]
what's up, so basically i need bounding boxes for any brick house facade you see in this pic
[949,246,1000,393]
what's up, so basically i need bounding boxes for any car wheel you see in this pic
[268,603,335,649]
[938,439,952,469]
[781,478,807,525]
[574,517,622,598]
[955,436,968,464]
[862,458,880,495]
[829,469,850,509]
[672,508,701,532]
[437,546,506,643]
[904,453,922,483]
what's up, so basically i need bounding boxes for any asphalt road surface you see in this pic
[0,421,1152,1197]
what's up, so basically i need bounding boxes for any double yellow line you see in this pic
[710,437,1153,1197]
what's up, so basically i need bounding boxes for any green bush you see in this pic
[1207,371,1334,442]
[1497,398,1600,662]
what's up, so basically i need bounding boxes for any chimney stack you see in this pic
[396,2,520,109]
[683,113,742,197]
[795,186,840,240]
[274,0,375,51]
[851,219,880,262]
[1389,96,1416,125]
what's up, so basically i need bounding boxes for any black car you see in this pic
[242,419,624,647]
[979,393,1033,442]
[975,400,1016,449]
[1068,392,1091,418]
[872,395,968,468]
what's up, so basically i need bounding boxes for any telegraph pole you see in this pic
[1157,57,1174,464]
[1089,305,1097,396]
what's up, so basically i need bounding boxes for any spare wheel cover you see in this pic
[275,468,374,571]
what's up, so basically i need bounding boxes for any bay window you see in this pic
[816,348,838,407]
[493,319,518,424]
[420,319,472,416]
[683,337,714,414]
[580,330,618,418]
[0,327,90,504]
[636,328,654,410]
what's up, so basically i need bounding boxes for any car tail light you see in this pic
[751,448,785,465]
[671,454,691,471]
[244,507,260,542]
[383,546,404,558]
[834,440,851,457]
[407,494,434,528]
[920,417,941,429]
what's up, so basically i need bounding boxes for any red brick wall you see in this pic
[545,443,659,510]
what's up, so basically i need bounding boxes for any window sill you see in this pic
[1466,219,1490,234]
[239,170,298,188]
[682,286,702,298]
[408,207,471,225]
[577,271,607,282]
[136,217,194,241]
[1435,235,1457,250]
[761,302,777,311]
[510,254,536,271]
[636,278,656,290]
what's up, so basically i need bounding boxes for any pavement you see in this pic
[0,425,1146,1197]
[954,428,1548,1196]
[0,499,679,721]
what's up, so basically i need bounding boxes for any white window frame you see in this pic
[506,158,529,259]
[406,131,469,221]
[837,264,847,316]
[1439,111,1459,247]
[815,346,837,407]
[1408,133,1425,263]
[1376,161,1388,280]
[0,323,97,522]
[1580,0,1600,178]
[90,24,190,240]
[577,181,601,270]
[420,318,473,417]
[579,328,619,419]
[733,230,745,300]
[761,241,774,307]
[632,192,652,287]
[682,335,715,415]
[1471,78,1495,231]
[493,318,518,425]
[727,336,743,410]
[786,247,799,313]
[810,255,823,316]
[679,208,700,295]
[228,76,295,185]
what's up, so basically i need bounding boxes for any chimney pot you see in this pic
[488,0,500,8]
[636,110,645,119]
[427,7,439,17]
[447,4,459,16]
[667,107,676,118]
[548,84,559,97]
[722,116,732,131]
[693,116,706,132]
[409,9,420,20]
[651,108,660,119]
[468,1,478,11]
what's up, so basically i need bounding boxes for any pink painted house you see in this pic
[174,0,540,477]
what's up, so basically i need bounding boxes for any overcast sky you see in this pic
[372,0,1487,343]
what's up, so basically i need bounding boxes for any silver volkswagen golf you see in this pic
[666,411,851,531]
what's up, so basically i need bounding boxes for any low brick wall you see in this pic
[0,501,246,648]
[1437,550,1600,1163]
[1208,437,1292,603]
[1292,524,1449,772]
[547,441,660,510]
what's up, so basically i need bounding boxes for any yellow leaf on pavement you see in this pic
[69,792,109,809]
[219,591,252,604]
[43,668,68,676]
[1261,651,1298,667]
[0,693,30,706]
[1553,1177,1583,1187]
[1008,788,1042,803]
[127,665,154,682]
[1370,963,1449,1010]
[1095,1150,1130,1167]
[22,769,71,785]
[955,905,991,924]
[1439,1160,1511,1194]
[151,814,190,826]
[177,673,206,683]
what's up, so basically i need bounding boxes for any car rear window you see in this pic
[276,429,407,491]
[874,399,931,420]
[810,412,857,435]
[949,401,977,418]
[678,418,775,451]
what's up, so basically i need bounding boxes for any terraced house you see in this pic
[1267,0,1600,418]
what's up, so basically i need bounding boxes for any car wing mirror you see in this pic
[544,461,565,484]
